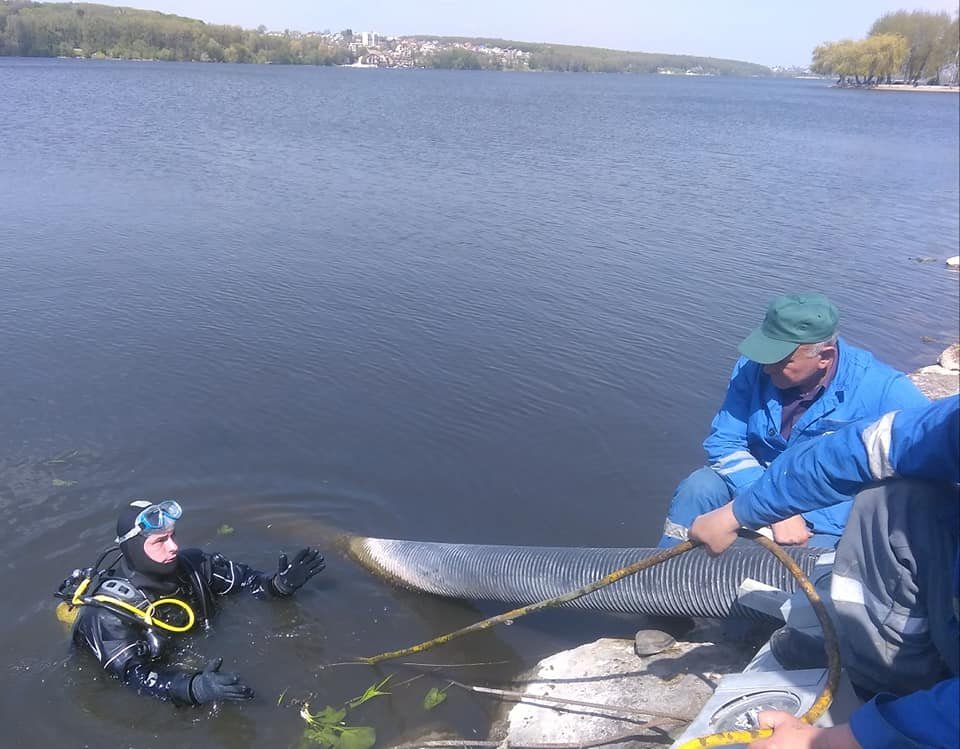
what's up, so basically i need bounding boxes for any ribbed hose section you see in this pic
[348,537,825,619]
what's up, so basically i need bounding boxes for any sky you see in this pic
[90,0,960,67]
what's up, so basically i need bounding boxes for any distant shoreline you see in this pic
[0,2,771,77]
[870,84,960,93]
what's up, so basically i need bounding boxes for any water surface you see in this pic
[1,59,958,746]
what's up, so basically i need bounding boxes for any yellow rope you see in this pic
[676,530,840,748]
[359,540,697,664]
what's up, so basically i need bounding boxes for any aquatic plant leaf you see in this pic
[314,705,347,724]
[336,726,376,749]
[345,675,392,709]
[217,524,235,535]
[301,703,346,727]
[422,687,447,710]
[305,723,341,747]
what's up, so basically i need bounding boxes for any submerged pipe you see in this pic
[348,536,826,619]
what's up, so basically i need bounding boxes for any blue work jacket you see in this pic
[733,396,959,749]
[704,338,928,536]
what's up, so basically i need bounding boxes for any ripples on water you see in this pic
[0,59,957,745]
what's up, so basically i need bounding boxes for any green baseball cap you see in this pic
[738,293,840,364]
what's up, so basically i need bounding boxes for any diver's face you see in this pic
[143,530,179,564]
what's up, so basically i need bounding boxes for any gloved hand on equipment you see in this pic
[271,547,326,596]
[189,657,254,704]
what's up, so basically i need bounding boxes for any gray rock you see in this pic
[387,728,462,749]
[908,369,958,400]
[909,342,960,400]
[939,343,960,371]
[634,629,676,656]
[492,637,754,749]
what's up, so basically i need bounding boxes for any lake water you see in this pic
[0,58,957,746]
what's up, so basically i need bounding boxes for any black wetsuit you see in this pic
[72,548,288,704]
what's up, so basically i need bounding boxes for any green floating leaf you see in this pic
[423,687,447,710]
[313,705,347,724]
[305,723,341,748]
[217,524,235,535]
[52,479,77,487]
[337,726,376,749]
[304,723,376,749]
[301,678,386,748]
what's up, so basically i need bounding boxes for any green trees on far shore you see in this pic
[0,1,354,64]
[429,48,483,70]
[812,10,958,86]
[812,35,908,86]
[870,10,959,84]
[0,2,772,76]
[414,35,771,76]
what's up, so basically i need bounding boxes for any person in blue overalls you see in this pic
[658,292,927,549]
[691,395,959,749]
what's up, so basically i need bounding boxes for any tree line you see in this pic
[812,10,959,86]
[412,35,771,76]
[0,2,772,76]
[0,1,354,64]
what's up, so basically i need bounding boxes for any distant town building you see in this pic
[303,29,532,70]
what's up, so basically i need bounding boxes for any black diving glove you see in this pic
[189,658,254,704]
[271,547,325,596]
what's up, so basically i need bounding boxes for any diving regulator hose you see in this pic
[56,576,196,633]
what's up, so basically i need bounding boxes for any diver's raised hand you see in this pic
[271,547,325,595]
[189,657,254,704]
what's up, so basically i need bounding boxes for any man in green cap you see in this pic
[657,292,928,548]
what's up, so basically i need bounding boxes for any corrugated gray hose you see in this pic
[349,536,826,619]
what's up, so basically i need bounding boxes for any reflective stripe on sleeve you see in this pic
[662,519,689,541]
[712,450,763,477]
[861,411,899,481]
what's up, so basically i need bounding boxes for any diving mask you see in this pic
[116,500,182,544]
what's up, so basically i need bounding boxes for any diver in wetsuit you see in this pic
[62,499,325,705]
